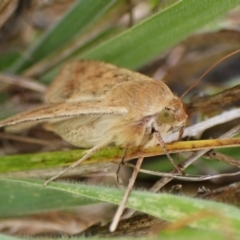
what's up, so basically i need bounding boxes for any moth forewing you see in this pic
[44,60,153,103]
[0,102,128,132]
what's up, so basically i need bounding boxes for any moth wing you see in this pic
[0,101,128,131]
[44,61,153,103]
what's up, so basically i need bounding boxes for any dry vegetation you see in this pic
[0,0,240,239]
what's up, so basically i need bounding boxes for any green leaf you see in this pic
[0,147,122,175]
[159,228,232,240]
[2,178,240,235]
[0,234,22,240]
[81,0,240,69]
[0,178,99,217]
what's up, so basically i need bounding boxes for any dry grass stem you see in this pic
[0,73,46,92]
[110,156,144,232]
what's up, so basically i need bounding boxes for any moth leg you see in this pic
[155,131,184,174]
[116,147,129,185]
[44,140,109,186]
[176,125,185,165]
[178,125,185,141]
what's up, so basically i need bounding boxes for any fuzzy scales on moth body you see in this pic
[1,61,187,151]
[45,80,187,149]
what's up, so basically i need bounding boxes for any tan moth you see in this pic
[1,50,240,232]
[0,61,188,183]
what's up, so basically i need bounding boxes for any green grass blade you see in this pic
[0,234,23,240]
[2,178,240,235]
[9,0,118,73]
[0,178,99,217]
[0,147,124,175]
[81,0,240,69]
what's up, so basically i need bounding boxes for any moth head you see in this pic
[157,96,187,133]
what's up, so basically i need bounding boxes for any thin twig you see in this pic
[0,73,46,92]
[124,162,240,181]
[205,150,240,169]
[187,84,240,115]
[110,156,144,232]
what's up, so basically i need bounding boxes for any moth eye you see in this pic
[158,109,175,123]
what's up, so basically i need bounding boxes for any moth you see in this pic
[0,61,187,184]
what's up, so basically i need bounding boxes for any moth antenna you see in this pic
[181,49,240,98]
